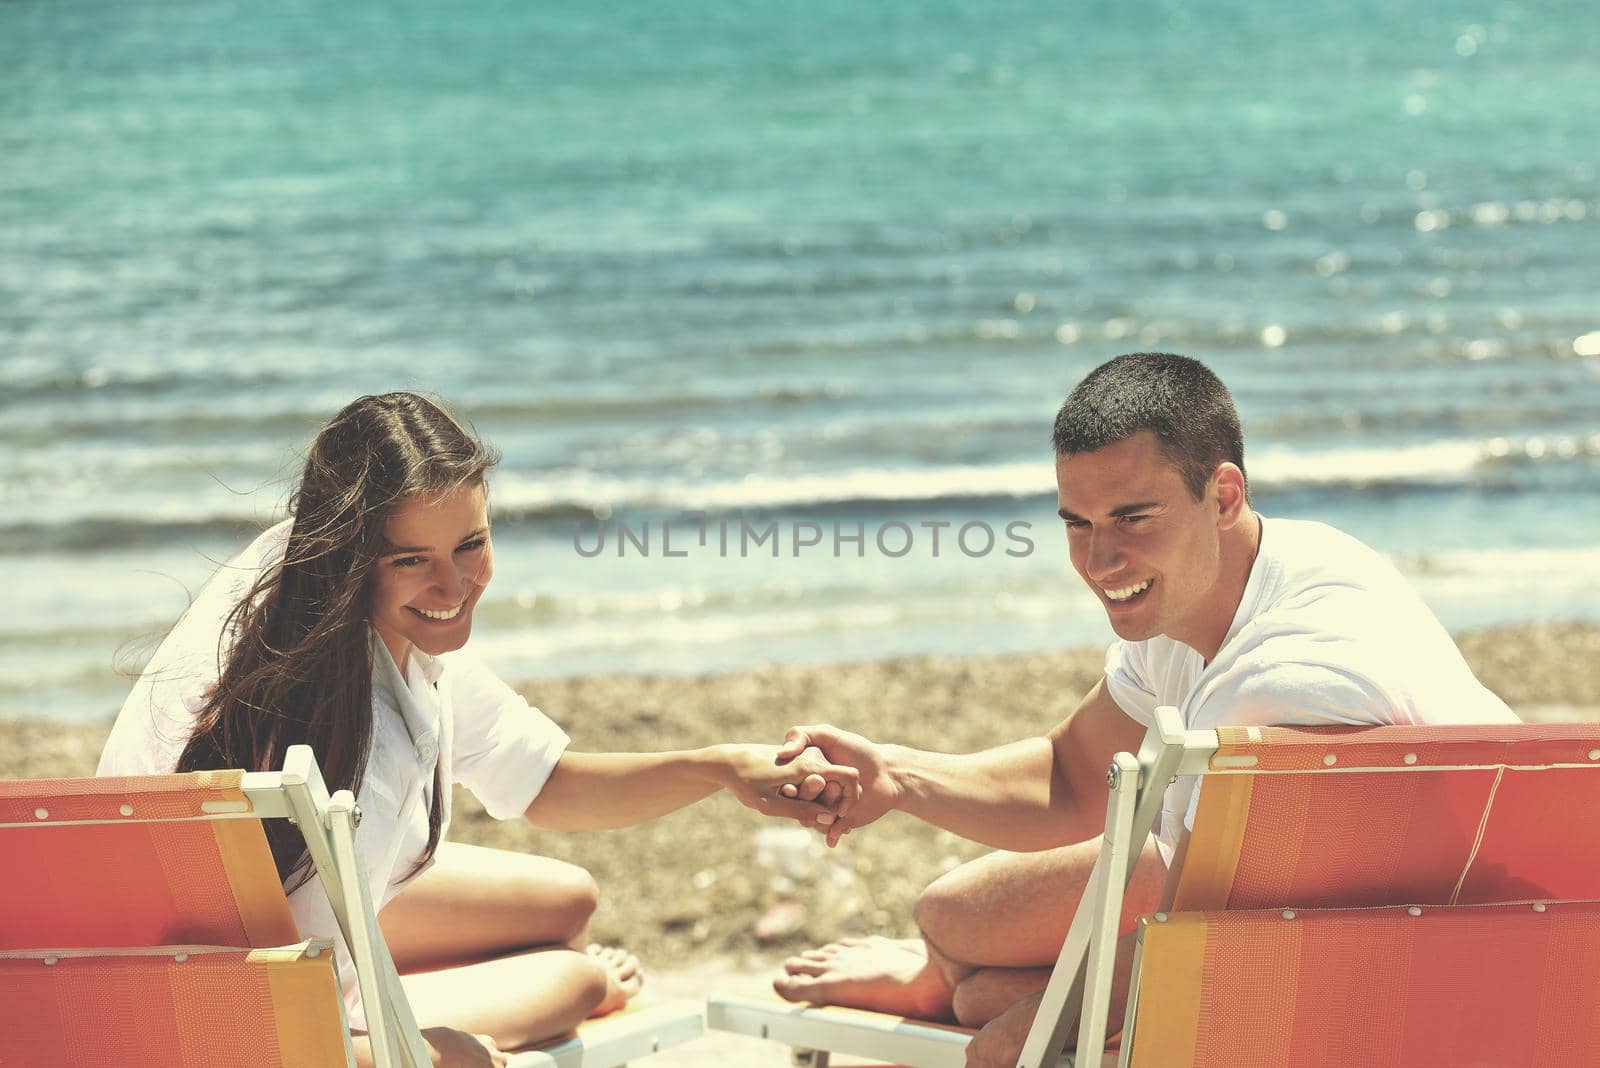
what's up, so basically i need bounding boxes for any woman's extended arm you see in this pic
[523,744,857,831]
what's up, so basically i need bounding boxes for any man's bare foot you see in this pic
[773,936,955,1021]
[587,943,643,1017]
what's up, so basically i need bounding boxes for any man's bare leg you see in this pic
[774,936,956,1019]
[775,836,1163,1026]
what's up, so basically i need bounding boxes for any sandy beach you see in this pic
[7,621,1598,1063]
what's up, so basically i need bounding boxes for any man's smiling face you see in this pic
[1055,430,1239,652]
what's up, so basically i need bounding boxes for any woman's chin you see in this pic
[416,624,473,658]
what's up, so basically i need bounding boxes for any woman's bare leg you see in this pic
[377,842,640,1048]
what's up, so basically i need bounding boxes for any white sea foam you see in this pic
[1247,440,1487,489]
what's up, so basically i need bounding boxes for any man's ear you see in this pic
[1212,463,1248,528]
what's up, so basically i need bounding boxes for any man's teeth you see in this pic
[1104,579,1152,602]
[413,603,464,621]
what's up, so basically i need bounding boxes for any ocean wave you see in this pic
[487,461,1057,519]
[490,435,1599,516]
[7,433,1596,552]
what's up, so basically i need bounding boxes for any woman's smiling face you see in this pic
[369,482,494,669]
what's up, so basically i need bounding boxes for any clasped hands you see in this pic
[771,723,893,847]
[723,724,892,847]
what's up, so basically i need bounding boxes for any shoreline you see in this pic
[6,621,1598,972]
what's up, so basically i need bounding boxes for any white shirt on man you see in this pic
[98,520,570,1026]
[1104,516,1517,863]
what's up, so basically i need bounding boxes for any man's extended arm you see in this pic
[778,677,1147,850]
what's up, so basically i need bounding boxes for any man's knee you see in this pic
[911,866,970,950]
[950,967,1051,1029]
[949,971,997,1029]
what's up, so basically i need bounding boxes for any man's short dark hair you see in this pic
[1051,352,1246,501]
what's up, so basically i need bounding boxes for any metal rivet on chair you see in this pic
[1407,906,1422,916]
[34,808,48,819]
[120,804,134,816]
[1533,902,1547,913]
[352,805,363,828]
[1154,912,1169,922]
[1282,909,1296,920]
[1589,749,1600,761]
[1322,754,1337,766]
[306,945,321,958]
[1403,753,1417,765]
[174,953,189,963]
[43,956,58,966]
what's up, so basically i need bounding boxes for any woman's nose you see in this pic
[434,559,468,598]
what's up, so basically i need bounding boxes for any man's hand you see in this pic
[964,992,1040,1068]
[775,724,900,846]
[354,1027,506,1068]
[424,1027,508,1068]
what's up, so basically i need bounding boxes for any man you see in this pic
[773,352,1517,1066]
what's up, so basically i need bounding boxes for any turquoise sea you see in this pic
[3,0,1598,720]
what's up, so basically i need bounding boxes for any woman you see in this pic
[99,392,854,1068]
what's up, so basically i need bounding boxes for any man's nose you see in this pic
[1084,530,1126,581]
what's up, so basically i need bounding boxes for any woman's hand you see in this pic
[716,742,859,825]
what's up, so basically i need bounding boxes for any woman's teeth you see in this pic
[411,603,464,621]
[1104,579,1152,602]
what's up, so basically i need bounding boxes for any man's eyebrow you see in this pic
[1057,502,1162,522]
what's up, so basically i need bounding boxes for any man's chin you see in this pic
[1106,615,1159,643]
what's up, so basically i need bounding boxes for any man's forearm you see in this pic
[882,735,1093,851]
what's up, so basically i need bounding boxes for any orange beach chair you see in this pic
[0,746,702,1068]
[709,708,1600,1067]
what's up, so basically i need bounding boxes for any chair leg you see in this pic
[792,1049,831,1067]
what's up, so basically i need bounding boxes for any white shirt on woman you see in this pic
[1103,516,1517,864]
[98,520,570,1027]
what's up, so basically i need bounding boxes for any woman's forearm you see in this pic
[523,749,727,831]
[523,743,857,832]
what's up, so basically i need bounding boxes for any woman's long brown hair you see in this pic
[176,392,499,890]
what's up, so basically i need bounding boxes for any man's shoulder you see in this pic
[1203,626,1515,727]
[1200,652,1393,726]
[1261,517,1396,586]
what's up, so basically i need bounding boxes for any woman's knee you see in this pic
[526,860,600,942]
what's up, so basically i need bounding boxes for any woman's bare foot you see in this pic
[586,943,643,1017]
[773,936,955,1021]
